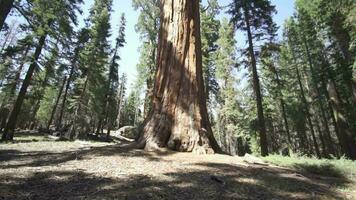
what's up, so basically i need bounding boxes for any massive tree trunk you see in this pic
[2,34,46,141]
[244,7,268,156]
[0,0,14,31]
[136,0,220,154]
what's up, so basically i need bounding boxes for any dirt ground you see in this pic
[0,134,355,200]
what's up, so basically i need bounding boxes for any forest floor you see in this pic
[0,131,355,200]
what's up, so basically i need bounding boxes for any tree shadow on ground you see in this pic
[0,142,352,200]
[0,141,177,169]
[293,163,343,178]
[0,162,350,200]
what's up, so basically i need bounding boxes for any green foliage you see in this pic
[69,0,113,134]
[36,86,58,126]
[201,0,220,104]
[213,18,250,155]
[120,90,141,127]
[132,0,160,116]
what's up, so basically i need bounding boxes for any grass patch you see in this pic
[263,155,356,181]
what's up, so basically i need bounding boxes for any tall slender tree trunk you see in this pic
[0,45,30,132]
[243,8,268,156]
[103,44,120,137]
[303,36,332,157]
[29,65,52,130]
[29,100,41,130]
[2,34,46,141]
[70,76,88,139]
[136,0,220,154]
[47,76,67,130]
[313,112,327,158]
[0,0,14,31]
[288,41,320,157]
[320,68,337,156]
[267,62,292,147]
[116,85,124,129]
[327,80,356,159]
[329,18,356,105]
[144,42,157,118]
[295,63,321,158]
[10,46,30,97]
[57,54,78,130]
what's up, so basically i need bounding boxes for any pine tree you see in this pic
[133,0,160,117]
[55,28,90,131]
[260,43,292,151]
[228,0,278,156]
[116,73,127,128]
[103,14,126,137]
[70,0,112,137]
[2,0,83,140]
[215,18,245,155]
[200,0,220,109]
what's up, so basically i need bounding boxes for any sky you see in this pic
[81,0,296,91]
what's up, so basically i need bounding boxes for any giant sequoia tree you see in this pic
[136,0,220,153]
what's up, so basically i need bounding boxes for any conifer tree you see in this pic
[229,0,278,156]
[133,0,160,116]
[2,0,83,140]
[103,14,126,136]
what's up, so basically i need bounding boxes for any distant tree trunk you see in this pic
[29,100,41,130]
[136,0,220,154]
[0,0,14,31]
[244,7,268,156]
[96,119,103,134]
[327,80,356,159]
[143,44,157,118]
[2,34,46,141]
[313,113,327,158]
[295,64,321,158]
[10,46,30,97]
[57,51,79,130]
[0,45,30,132]
[116,87,124,129]
[29,65,52,130]
[266,62,292,147]
[329,17,356,105]
[322,79,339,156]
[47,76,67,129]
[303,36,332,157]
[0,108,9,132]
[70,76,89,139]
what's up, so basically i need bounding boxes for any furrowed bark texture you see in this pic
[137,0,220,154]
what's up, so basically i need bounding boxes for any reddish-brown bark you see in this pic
[136,0,220,154]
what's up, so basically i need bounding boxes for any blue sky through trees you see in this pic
[79,0,295,91]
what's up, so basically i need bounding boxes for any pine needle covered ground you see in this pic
[0,132,355,200]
